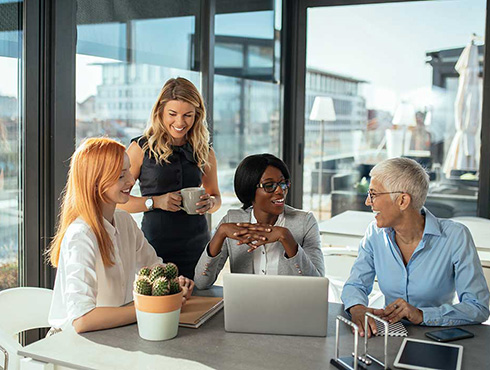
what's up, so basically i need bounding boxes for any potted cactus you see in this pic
[133,262,183,341]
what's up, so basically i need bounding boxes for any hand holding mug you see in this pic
[154,192,182,212]
[196,193,214,215]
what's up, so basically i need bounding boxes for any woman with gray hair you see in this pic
[341,157,489,337]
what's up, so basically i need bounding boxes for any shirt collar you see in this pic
[421,207,442,237]
[382,207,441,238]
[250,207,285,226]
[102,215,119,238]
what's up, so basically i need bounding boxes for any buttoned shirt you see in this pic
[341,208,490,326]
[49,210,162,330]
[251,210,285,275]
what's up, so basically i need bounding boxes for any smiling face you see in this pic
[104,153,135,206]
[162,99,196,145]
[252,165,288,217]
[365,177,402,228]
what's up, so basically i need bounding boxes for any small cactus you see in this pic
[152,277,170,296]
[138,266,151,277]
[149,264,165,282]
[163,262,179,280]
[168,278,181,294]
[134,276,152,295]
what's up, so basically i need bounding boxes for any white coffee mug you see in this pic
[180,187,206,215]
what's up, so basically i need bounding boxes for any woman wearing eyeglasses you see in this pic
[341,157,489,338]
[194,154,325,289]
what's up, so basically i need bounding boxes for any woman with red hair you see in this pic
[47,137,193,333]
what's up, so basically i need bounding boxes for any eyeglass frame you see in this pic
[256,179,291,193]
[366,189,405,202]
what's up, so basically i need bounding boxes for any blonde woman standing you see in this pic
[119,77,221,279]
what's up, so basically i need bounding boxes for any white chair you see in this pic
[0,287,53,370]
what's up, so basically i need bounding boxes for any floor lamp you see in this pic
[389,101,416,157]
[310,96,336,220]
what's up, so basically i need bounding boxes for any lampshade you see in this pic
[392,101,417,127]
[309,96,336,121]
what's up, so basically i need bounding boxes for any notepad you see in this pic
[179,296,224,329]
[375,320,408,337]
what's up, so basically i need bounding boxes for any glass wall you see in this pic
[75,0,201,225]
[304,0,485,221]
[212,0,282,226]
[0,0,22,290]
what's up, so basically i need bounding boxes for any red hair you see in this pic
[48,137,126,267]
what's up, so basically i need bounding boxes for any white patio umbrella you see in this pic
[443,37,482,177]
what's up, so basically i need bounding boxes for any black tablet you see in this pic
[394,338,463,370]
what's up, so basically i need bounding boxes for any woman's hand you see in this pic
[154,191,182,212]
[178,275,194,305]
[196,194,215,215]
[349,304,378,338]
[235,223,298,257]
[377,298,423,325]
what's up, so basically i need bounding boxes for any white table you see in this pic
[319,210,490,256]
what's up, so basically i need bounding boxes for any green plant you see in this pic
[152,277,170,296]
[163,262,179,280]
[168,278,181,294]
[134,276,152,295]
[149,264,165,283]
[138,266,151,277]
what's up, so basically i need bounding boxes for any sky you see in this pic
[0,0,486,112]
[307,0,485,112]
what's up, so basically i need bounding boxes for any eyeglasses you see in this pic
[366,189,405,202]
[257,180,291,193]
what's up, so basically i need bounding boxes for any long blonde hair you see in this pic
[47,137,126,267]
[141,77,210,169]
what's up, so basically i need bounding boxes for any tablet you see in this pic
[394,338,463,370]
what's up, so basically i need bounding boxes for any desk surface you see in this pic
[319,210,490,252]
[20,288,490,370]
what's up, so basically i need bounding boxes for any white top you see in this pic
[251,210,285,275]
[49,209,162,330]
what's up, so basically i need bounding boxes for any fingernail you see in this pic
[233,232,237,235]
[266,228,271,232]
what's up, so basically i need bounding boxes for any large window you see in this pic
[0,0,22,290]
[212,0,282,226]
[304,0,485,221]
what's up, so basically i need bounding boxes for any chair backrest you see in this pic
[0,287,53,337]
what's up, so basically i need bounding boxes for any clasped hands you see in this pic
[350,298,423,337]
[218,222,295,253]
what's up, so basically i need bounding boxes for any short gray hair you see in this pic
[369,157,429,211]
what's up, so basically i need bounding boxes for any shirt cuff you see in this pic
[420,307,442,326]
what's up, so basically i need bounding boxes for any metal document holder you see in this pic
[330,313,391,370]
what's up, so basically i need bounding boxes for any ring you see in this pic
[394,304,398,309]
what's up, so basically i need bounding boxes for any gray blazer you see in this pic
[194,205,325,289]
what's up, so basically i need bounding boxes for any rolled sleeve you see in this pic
[55,234,99,330]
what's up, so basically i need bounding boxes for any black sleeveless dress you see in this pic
[132,136,210,279]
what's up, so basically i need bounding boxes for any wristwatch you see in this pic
[145,197,154,211]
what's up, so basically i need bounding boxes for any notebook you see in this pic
[223,273,329,337]
[375,320,408,337]
[179,296,224,329]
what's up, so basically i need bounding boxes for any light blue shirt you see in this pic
[341,208,490,326]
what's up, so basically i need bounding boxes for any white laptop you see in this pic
[223,273,329,337]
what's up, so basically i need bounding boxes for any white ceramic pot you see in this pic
[134,291,183,341]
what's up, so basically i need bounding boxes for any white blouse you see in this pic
[251,210,285,276]
[49,209,162,330]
